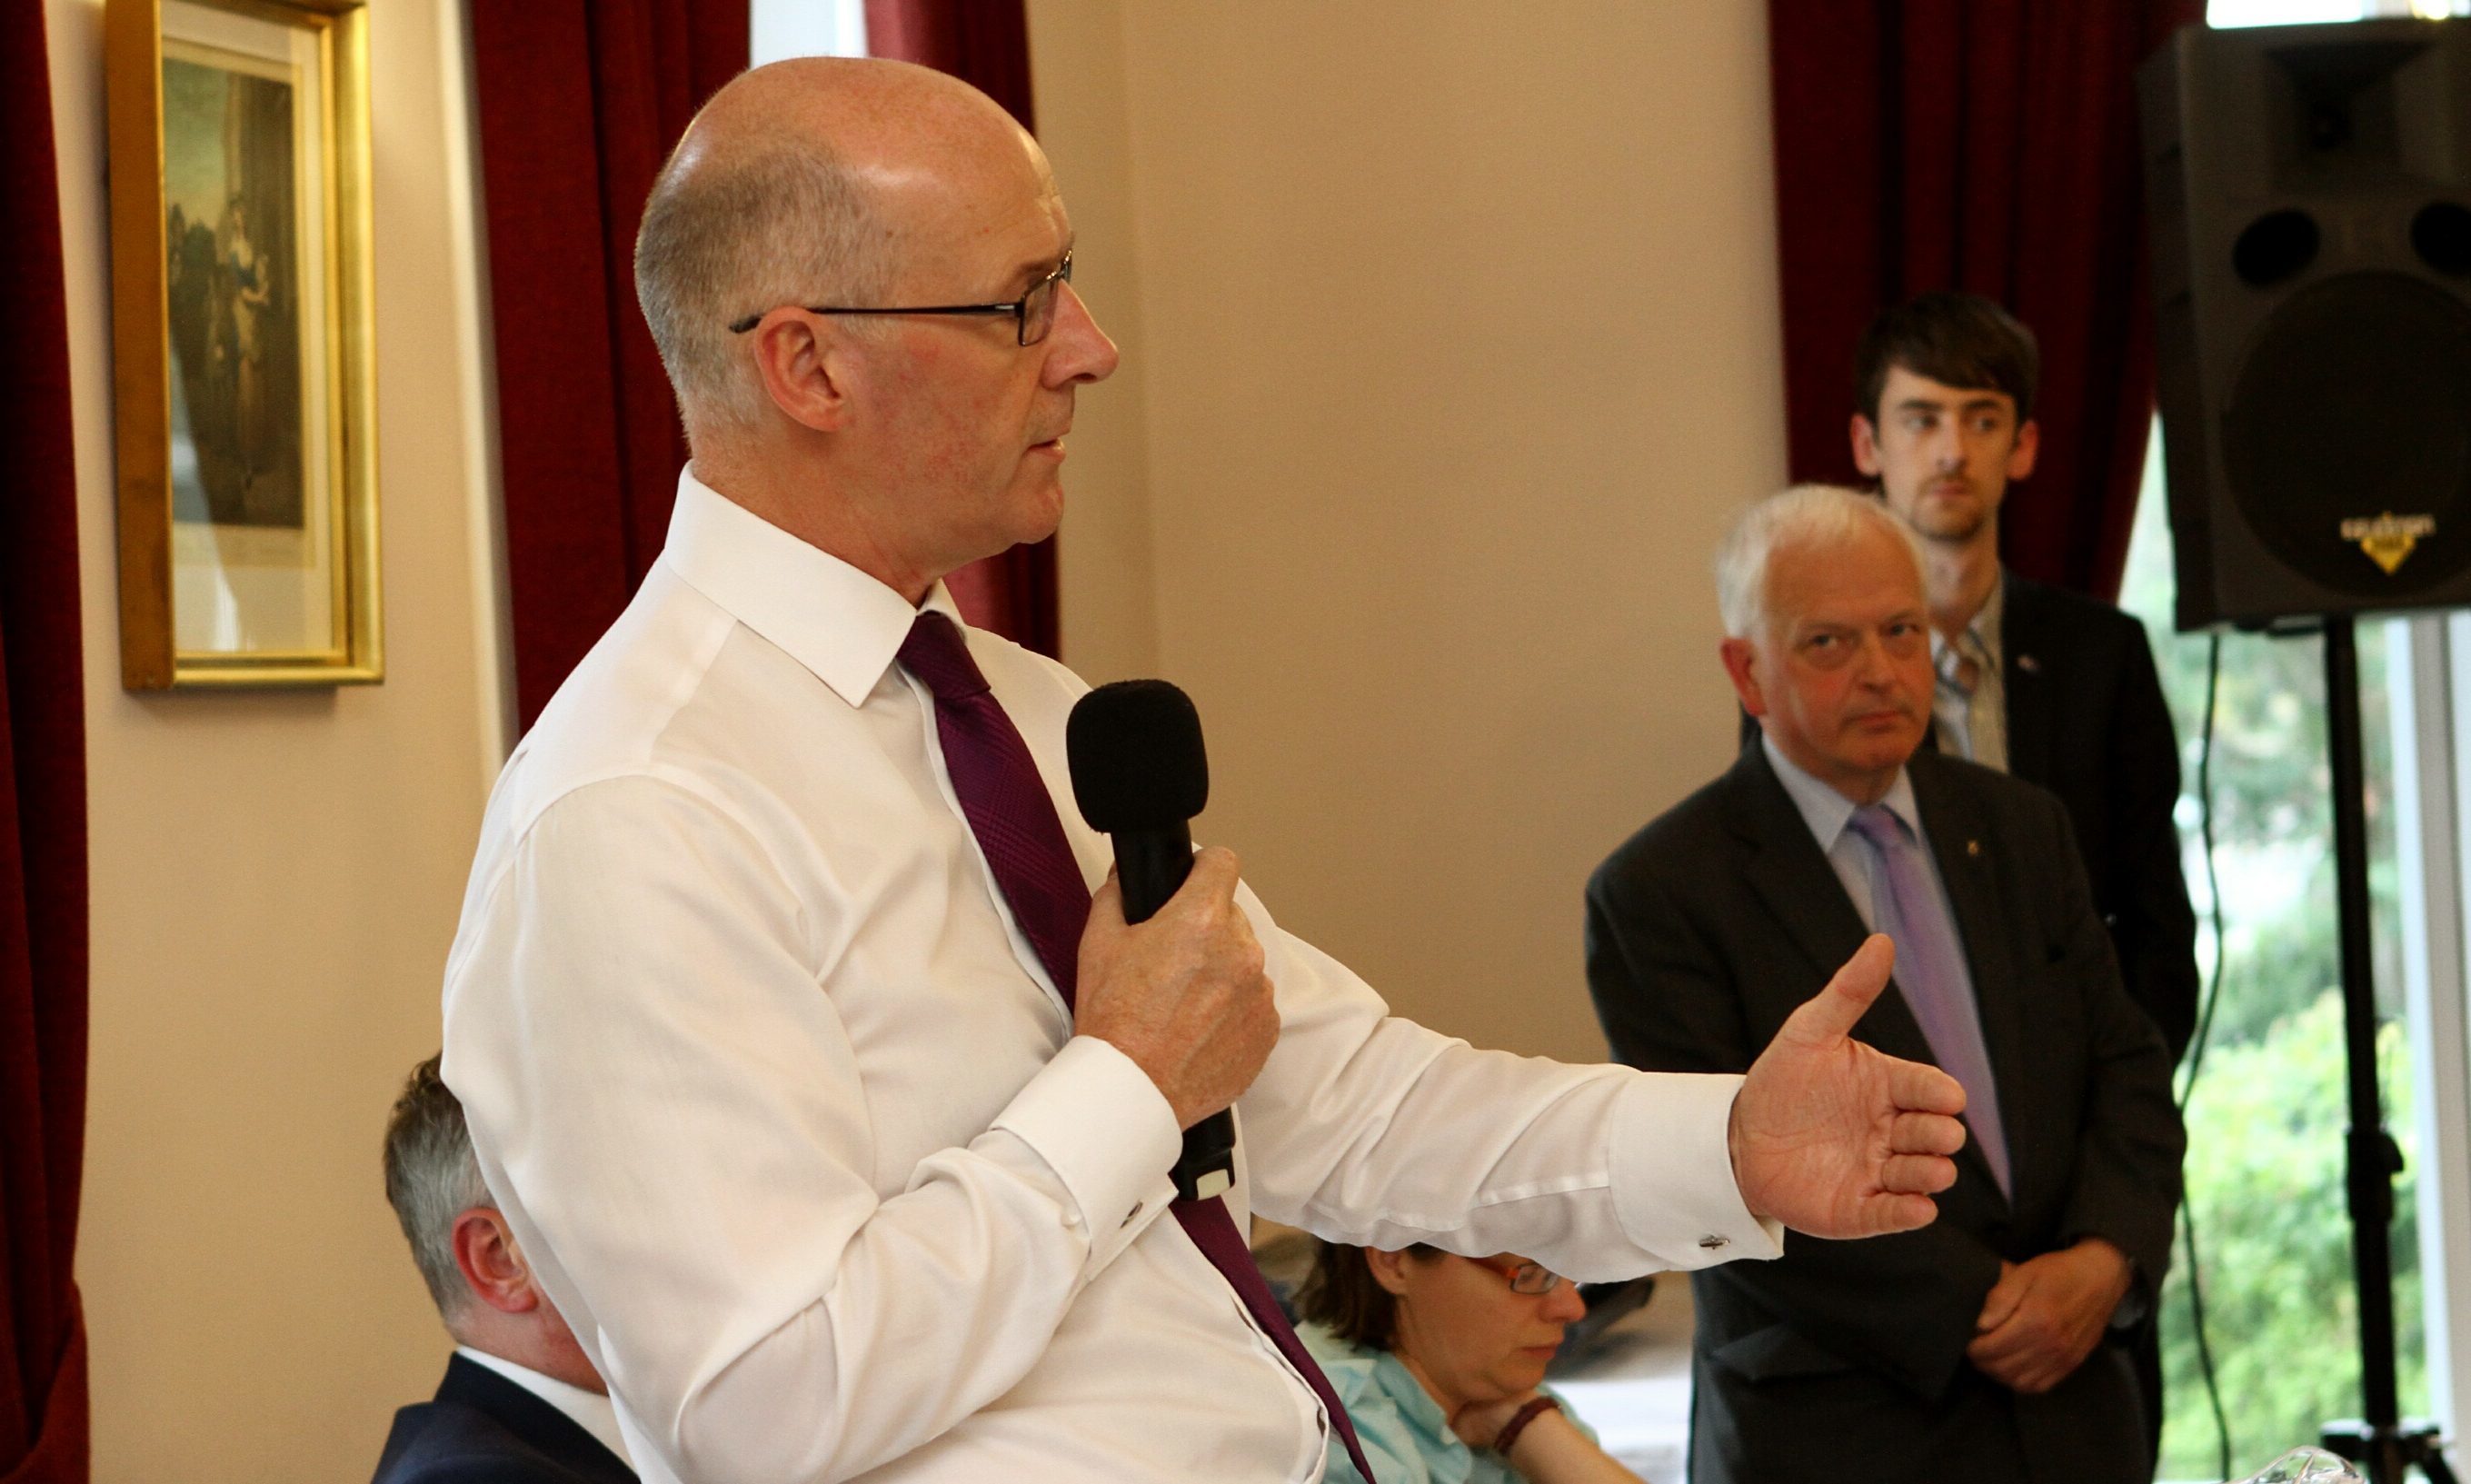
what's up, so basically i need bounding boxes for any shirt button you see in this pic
[1698,1234,1729,1250]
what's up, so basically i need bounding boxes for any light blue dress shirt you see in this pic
[1760,734,2012,1192]
[1759,735,1968,947]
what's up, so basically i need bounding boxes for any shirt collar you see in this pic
[658,467,964,709]
[1928,568,2005,673]
[1760,732,1921,851]
[453,1346,632,1469]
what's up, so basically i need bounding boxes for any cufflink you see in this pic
[1968,840,1982,857]
[1698,1234,1729,1250]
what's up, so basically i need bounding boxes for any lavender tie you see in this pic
[1846,804,2012,1198]
[899,612,1378,1482]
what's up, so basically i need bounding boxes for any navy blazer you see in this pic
[1998,573,2198,1062]
[1587,745,2184,1484]
[370,1354,635,1484]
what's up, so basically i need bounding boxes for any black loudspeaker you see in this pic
[2140,20,2471,631]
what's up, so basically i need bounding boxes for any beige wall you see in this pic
[1037,3,1161,684]
[1035,3,1788,1064]
[47,1,1783,1473]
[47,0,501,1478]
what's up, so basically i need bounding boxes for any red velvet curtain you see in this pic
[0,5,91,1482]
[1768,0,2200,598]
[865,0,1061,658]
[469,4,749,731]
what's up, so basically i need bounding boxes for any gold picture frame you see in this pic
[106,0,379,688]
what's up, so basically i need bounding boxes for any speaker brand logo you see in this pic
[2340,513,2437,575]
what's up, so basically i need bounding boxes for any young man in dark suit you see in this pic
[1590,487,2184,1484]
[1850,294,2197,1462]
[371,1058,634,1484]
[1849,293,2200,1065]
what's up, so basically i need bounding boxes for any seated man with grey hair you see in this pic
[1586,485,2185,1484]
[371,1056,634,1484]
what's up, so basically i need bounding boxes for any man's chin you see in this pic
[1912,496,1990,543]
[1000,483,1067,553]
[1848,726,1925,767]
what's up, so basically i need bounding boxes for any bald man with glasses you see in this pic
[441,56,1971,1484]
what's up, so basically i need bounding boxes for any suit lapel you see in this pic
[1727,747,1936,1069]
[1998,573,2054,786]
[436,1354,635,1484]
[1908,754,2023,1203]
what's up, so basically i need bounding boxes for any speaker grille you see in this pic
[2223,272,2471,597]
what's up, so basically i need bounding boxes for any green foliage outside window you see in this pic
[2155,996,2422,1479]
[2117,472,2426,1482]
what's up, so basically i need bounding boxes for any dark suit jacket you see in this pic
[2001,573,2199,1062]
[1732,572,2199,1060]
[371,1354,635,1484]
[1587,746,2184,1484]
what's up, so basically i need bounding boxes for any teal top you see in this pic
[1299,1321,1597,1484]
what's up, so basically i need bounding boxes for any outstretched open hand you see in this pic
[1729,934,1969,1238]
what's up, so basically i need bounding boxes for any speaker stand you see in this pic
[2316,616,2456,1484]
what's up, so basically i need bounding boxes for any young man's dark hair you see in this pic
[1853,292,2039,424]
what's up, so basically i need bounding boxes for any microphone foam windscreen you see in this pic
[1067,679,1210,832]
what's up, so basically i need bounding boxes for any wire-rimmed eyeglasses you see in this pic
[727,250,1073,346]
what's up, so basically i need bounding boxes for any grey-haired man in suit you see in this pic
[1590,486,2184,1484]
[371,1058,634,1484]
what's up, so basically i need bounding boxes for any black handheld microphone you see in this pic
[1065,679,1236,1204]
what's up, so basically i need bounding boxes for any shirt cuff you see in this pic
[991,1035,1182,1274]
[1609,1071,1783,1268]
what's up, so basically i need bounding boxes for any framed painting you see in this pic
[105,0,379,688]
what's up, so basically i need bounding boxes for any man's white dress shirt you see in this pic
[454,1347,633,1469]
[442,471,1779,1484]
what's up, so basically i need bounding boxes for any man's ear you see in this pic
[451,1208,542,1316]
[747,311,853,434]
[2006,417,2040,483]
[1850,413,1884,478]
[1721,637,1769,718]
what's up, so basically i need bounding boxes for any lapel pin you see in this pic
[1968,839,1982,857]
[2016,653,2040,674]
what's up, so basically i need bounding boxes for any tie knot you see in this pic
[1847,803,1908,852]
[898,611,991,702]
[1936,636,1981,697]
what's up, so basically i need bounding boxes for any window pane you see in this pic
[2208,0,2369,25]
[2121,428,2427,1479]
[751,0,868,65]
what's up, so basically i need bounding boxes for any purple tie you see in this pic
[899,612,1378,1482]
[1846,804,2012,1198]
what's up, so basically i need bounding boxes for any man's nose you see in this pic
[1044,281,1119,385]
[1929,422,1966,467]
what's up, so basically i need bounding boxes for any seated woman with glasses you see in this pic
[1295,1241,1639,1484]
